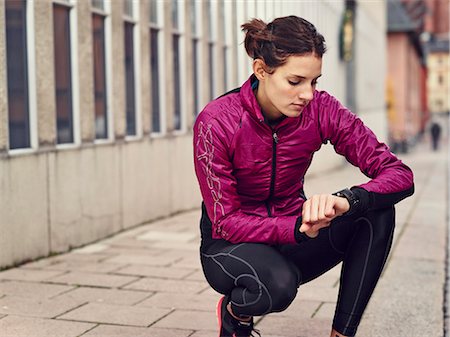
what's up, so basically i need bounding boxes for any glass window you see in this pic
[208,42,215,101]
[5,0,30,149]
[124,21,136,136]
[192,39,199,116]
[191,0,200,116]
[150,28,160,133]
[124,0,133,18]
[171,0,179,30]
[92,13,108,139]
[53,3,74,144]
[149,0,158,24]
[207,0,215,100]
[173,34,181,130]
[190,0,197,35]
[92,0,104,10]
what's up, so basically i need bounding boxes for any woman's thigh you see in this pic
[278,216,357,284]
[200,240,300,315]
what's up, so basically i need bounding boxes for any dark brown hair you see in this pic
[241,16,326,72]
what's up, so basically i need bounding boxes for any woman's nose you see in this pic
[298,86,314,101]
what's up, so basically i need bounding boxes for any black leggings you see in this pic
[200,207,395,336]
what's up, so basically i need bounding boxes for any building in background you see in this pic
[424,0,450,117]
[0,0,388,268]
[386,0,427,153]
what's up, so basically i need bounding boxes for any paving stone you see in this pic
[277,298,325,319]
[0,295,85,318]
[72,244,110,254]
[170,255,202,269]
[0,280,74,299]
[40,260,126,274]
[152,309,217,331]
[255,314,332,336]
[138,291,219,311]
[81,324,193,337]
[58,302,171,326]
[150,241,200,251]
[184,269,207,281]
[312,302,336,319]
[102,254,180,266]
[53,287,151,305]
[113,264,195,279]
[137,230,198,242]
[296,282,339,303]
[48,271,139,288]
[357,256,445,337]
[0,268,66,282]
[125,277,208,293]
[0,315,94,337]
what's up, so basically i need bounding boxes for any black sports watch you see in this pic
[332,188,360,216]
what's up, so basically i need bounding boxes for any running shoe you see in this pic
[216,295,261,337]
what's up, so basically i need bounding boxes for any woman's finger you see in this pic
[310,195,319,222]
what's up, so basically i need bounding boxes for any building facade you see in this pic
[0,0,387,268]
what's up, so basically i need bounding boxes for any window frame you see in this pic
[54,0,81,150]
[6,0,38,155]
[149,0,166,137]
[172,0,186,134]
[91,0,114,144]
[191,0,202,117]
[123,0,142,140]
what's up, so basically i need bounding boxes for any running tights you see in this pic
[200,207,395,336]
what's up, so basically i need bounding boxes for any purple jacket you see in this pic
[194,75,414,245]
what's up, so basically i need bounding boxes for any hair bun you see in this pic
[241,18,272,59]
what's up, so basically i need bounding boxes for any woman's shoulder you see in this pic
[195,91,244,127]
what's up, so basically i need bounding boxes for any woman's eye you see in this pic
[288,80,300,86]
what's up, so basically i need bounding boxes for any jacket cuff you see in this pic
[349,186,371,217]
[294,217,312,243]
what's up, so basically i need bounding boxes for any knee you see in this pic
[267,269,298,312]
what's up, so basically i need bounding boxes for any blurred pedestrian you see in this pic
[430,121,442,151]
[193,16,414,337]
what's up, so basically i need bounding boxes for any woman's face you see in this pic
[255,53,323,120]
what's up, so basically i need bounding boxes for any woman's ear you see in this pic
[252,59,268,81]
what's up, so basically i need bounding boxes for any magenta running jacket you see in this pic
[193,75,414,245]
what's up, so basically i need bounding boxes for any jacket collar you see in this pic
[240,74,266,122]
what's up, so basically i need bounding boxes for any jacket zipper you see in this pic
[266,130,278,217]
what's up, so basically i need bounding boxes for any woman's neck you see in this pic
[254,84,284,123]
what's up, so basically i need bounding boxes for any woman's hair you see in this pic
[241,16,326,72]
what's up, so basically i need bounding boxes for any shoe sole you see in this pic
[217,296,225,337]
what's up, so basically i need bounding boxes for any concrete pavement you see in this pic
[0,137,447,337]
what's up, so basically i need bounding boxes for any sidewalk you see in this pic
[0,139,447,337]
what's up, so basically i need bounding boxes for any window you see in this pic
[172,0,184,131]
[207,0,216,101]
[124,0,138,137]
[53,1,74,144]
[149,0,163,134]
[221,0,233,92]
[92,0,109,140]
[190,0,202,116]
[5,0,30,149]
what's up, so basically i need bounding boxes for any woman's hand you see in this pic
[300,194,350,238]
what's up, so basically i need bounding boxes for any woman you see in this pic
[193,16,414,337]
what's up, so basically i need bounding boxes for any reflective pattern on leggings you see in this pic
[200,207,395,337]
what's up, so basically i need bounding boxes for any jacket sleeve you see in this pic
[317,91,414,211]
[193,112,302,245]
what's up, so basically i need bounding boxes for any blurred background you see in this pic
[0,0,448,269]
